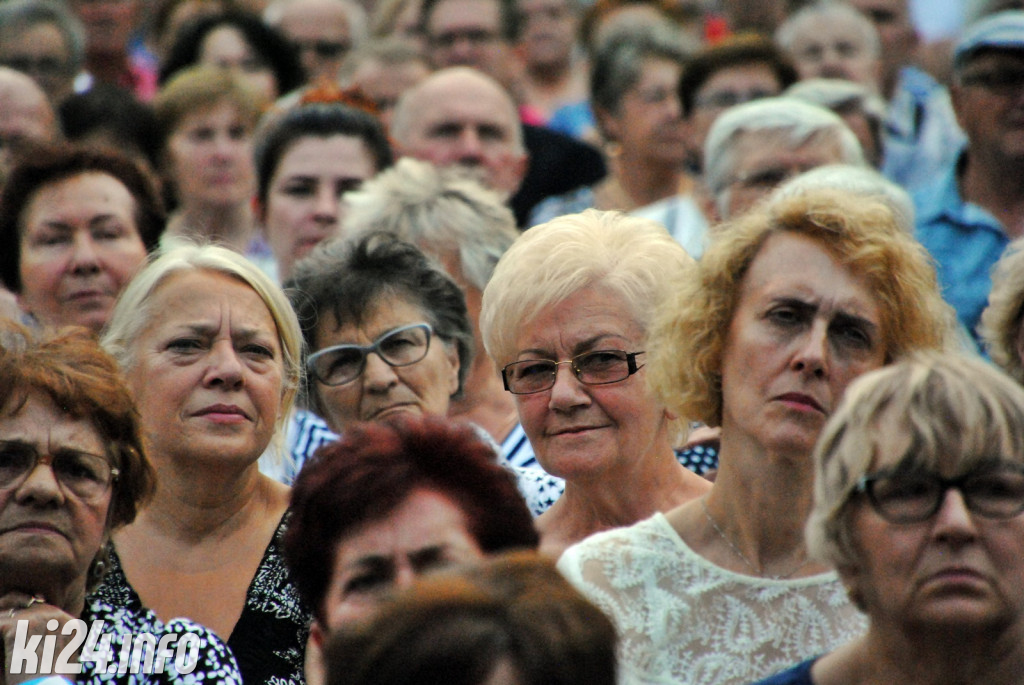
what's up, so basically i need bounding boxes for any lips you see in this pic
[194,404,250,421]
[366,403,419,421]
[1,520,68,539]
[547,424,607,436]
[774,392,826,413]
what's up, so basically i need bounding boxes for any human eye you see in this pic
[835,41,861,58]
[743,168,789,188]
[188,126,215,143]
[511,360,553,379]
[242,342,276,360]
[343,569,391,595]
[53,450,107,485]
[831,315,876,351]
[766,304,802,326]
[281,179,316,197]
[166,337,205,354]
[28,228,72,248]
[578,350,626,371]
[0,441,34,480]
[228,124,250,140]
[870,472,938,515]
[966,467,1024,509]
[478,124,507,142]
[312,346,363,384]
[427,122,462,140]
[334,178,363,197]
[91,221,127,241]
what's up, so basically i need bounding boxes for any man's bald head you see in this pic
[391,67,527,197]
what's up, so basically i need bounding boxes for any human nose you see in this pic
[931,488,978,545]
[456,128,484,160]
[547,363,591,412]
[13,461,65,506]
[313,185,339,222]
[203,340,245,389]
[791,321,829,378]
[361,351,400,391]
[394,558,417,590]
[69,232,101,274]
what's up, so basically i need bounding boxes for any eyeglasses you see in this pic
[291,39,350,59]
[430,28,500,49]
[855,462,1024,524]
[0,440,118,502]
[959,69,1024,94]
[502,350,644,395]
[307,323,433,386]
[728,164,812,190]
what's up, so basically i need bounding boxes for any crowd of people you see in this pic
[3,1,1024,685]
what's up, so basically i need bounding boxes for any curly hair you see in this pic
[647,188,955,427]
[981,237,1024,384]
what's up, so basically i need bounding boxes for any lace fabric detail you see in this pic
[558,513,866,685]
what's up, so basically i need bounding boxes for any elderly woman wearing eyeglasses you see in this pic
[754,351,1024,685]
[286,232,472,437]
[0,323,241,685]
[479,209,711,557]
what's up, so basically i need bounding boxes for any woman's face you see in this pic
[321,488,485,629]
[313,294,460,434]
[18,171,148,333]
[198,25,278,102]
[510,286,668,480]
[127,269,285,466]
[165,100,256,212]
[261,135,378,281]
[0,392,111,596]
[602,57,687,166]
[719,231,886,457]
[844,441,1024,634]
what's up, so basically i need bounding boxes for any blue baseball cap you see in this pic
[955,10,1024,70]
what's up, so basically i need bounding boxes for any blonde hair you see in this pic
[981,237,1024,384]
[479,209,694,366]
[647,188,955,427]
[102,243,303,454]
[807,352,1024,584]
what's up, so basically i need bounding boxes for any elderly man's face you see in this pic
[953,51,1024,165]
[396,74,527,197]
[786,14,882,92]
[721,131,847,219]
[277,0,353,85]
[425,0,507,77]
[0,22,76,104]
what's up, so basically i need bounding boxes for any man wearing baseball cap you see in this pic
[914,10,1024,350]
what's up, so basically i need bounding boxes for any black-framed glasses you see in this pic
[959,69,1024,94]
[855,462,1024,524]
[307,323,433,386]
[0,440,119,502]
[502,350,644,395]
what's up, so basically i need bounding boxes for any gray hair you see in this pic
[342,158,518,291]
[264,0,369,48]
[981,237,1024,384]
[589,20,691,122]
[772,164,914,232]
[807,352,1024,595]
[775,1,881,59]
[0,0,86,73]
[704,96,865,214]
[785,77,886,123]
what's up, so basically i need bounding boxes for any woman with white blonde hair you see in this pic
[982,236,1024,384]
[95,243,310,685]
[480,209,711,557]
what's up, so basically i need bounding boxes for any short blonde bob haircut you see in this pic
[648,188,954,428]
[981,236,1024,384]
[154,64,264,147]
[102,243,303,446]
[479,209,694,366]
[806,352,1024,589]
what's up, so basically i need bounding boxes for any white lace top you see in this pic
[557,513,867,685]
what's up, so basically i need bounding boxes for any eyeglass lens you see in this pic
[0,440,116,500]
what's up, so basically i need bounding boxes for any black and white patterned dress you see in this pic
[89,517,311,685]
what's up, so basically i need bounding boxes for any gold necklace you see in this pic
[700,497,811,580]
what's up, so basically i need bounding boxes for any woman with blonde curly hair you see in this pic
[557,188,955,685]
[981,237,1024,383]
